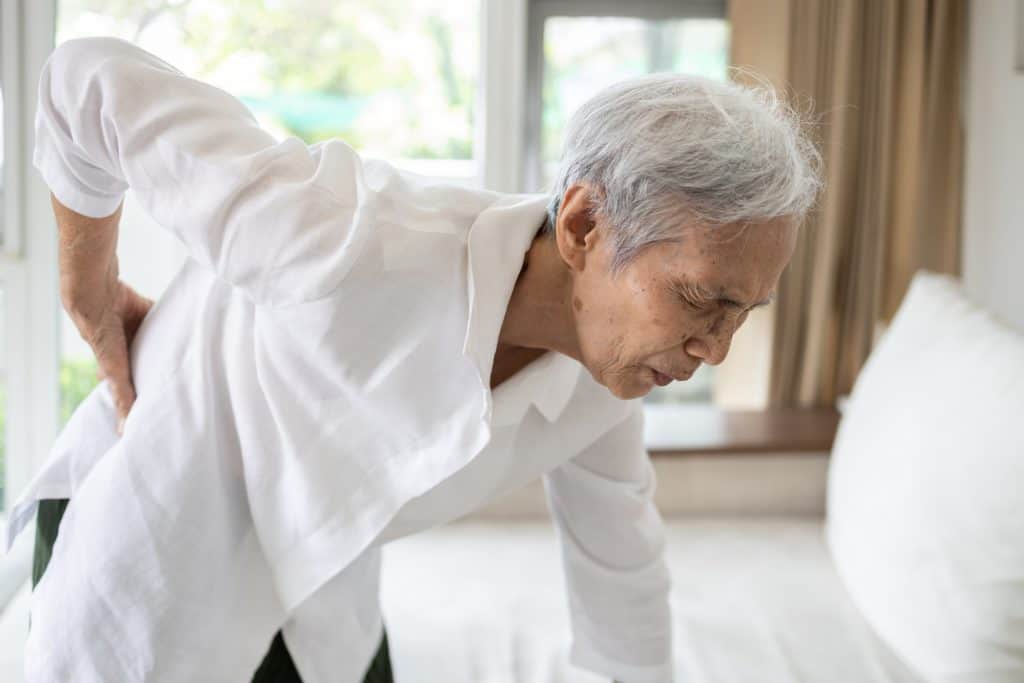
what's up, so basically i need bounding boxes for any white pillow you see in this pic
[826,270,1024,683]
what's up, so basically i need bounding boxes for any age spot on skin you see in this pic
[573,296,583,312]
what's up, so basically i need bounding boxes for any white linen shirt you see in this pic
[7,36,673,683]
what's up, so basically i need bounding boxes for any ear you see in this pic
[555,183,602,272]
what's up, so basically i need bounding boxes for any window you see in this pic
[0,6,8,513]
[58,0,479,179]
[0,54,5,253]
[54,0,482,422]
[529,14,729,190]
[525,0,729,405]
[0,287,6,512]
[0,48,4,512]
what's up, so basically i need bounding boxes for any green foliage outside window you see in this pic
[0,360,95,511]
[57,0,478,159]
[60,357,101,427]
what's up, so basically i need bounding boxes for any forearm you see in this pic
[546,405,675,682]
[52,192,123,322]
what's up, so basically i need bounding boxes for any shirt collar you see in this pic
[461,194,581,426]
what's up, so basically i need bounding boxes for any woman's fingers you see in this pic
[123,290,154,348]
[67,279,150,435]
[87,315,136,435]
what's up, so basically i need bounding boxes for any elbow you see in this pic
[41,36,156,112]
[46,36,137,73]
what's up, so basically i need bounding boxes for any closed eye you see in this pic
[676,292,701,309]
[673,284,757,315]
[672,283,713,311]
[671,276,776,312]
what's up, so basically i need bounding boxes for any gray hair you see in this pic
[543,71,823,273]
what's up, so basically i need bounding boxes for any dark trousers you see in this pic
[33,498,394,682]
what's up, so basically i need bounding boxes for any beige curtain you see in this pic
[734,0,966,408]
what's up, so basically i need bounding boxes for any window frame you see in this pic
[0,0,22,257]
[0,0,60,603]
[2,0,60,522]
[478,0,529,192]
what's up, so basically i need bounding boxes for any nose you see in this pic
[683,315,737,366]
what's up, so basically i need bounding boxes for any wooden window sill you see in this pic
[643,404,840,456]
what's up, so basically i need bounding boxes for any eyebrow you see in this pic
[670,277,775,310]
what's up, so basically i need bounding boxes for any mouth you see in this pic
[647,366,692,386]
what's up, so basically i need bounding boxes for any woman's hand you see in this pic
[52,193,152,434]
[69,278,153,435]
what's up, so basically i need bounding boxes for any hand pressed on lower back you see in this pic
[74,278,153,434]
[51,192,153,435]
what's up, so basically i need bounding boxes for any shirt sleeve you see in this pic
[33,36,370,306]
[543,399,675,683]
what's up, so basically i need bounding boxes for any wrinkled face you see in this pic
[558,186,799,399]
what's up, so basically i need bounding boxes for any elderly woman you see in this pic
[8,36,819,683]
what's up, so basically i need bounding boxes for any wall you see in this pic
[963,0,1024,331]
[707,0,793,409]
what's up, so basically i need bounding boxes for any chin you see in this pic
[584,361,650,400]
[603,375,651,401]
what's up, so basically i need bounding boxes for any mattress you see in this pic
[0,517,921,682]
[380,518,923,683]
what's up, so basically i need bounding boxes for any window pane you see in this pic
[0,36,5,507]
[54,0,480,422]
[0,73,5,251]
[542,16,728,405]
[59,317,102,428]
[0,287,6,511]
[542,17,729,188]
[57,0,479,176]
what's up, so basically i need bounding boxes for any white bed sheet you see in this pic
[0,517,922,682]
[380,518,923,683]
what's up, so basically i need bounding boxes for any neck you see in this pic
[497,229,582,362]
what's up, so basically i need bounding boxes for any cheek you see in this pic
[572,295,635,375]
[648,309,685,336]
[646,300,705,347]
[576,314,624,366]
[575,274,687,367]
[574,272,630,332]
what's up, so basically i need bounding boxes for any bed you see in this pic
[377,517,919,683]
[0,516,920,682]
